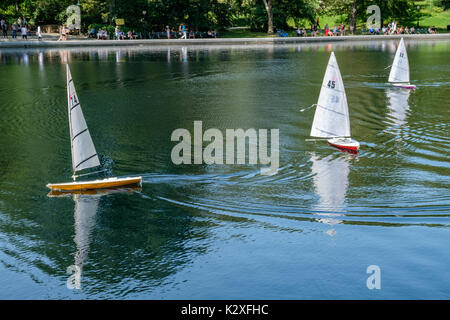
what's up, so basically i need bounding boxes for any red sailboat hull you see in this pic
[327,138,360,154]
[392,83,416,90]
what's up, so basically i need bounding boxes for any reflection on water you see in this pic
[73,194,98,287]
[385,88,411,129]
[310,153,352,236]
[47,187,142,290]
[0,40,449,299]
[1,39,443,66]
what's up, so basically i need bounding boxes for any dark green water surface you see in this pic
[0,39,449,299]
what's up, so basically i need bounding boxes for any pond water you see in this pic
[0,39,449,299]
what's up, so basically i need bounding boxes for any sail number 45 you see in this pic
[327,80,336,89]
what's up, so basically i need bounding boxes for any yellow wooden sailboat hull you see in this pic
[47,176,142,192]
[48,186,142,197]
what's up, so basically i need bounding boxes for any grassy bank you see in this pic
[416,0,450,28]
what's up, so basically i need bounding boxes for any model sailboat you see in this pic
[47,65,142,192]
[388,38,415,89]
[310,52,360,153]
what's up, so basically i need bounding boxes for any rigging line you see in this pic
[73,168,107,179]
[299,104,317,112]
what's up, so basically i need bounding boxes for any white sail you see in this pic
[388,38,410,83]
[310,52,351,138]
[67,64,100,173]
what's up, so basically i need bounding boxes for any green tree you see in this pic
[319,0,418,31]
[251,0,315,33]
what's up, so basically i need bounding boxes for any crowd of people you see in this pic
[161,24,217,39]
[368,21,438,35]
[0,16,43,40]
[84,23,218,41]
[292,19,438,38]
[112,27,138,40]
[84,24,218,40]
[294,21,346,37]
[323,22,347,37]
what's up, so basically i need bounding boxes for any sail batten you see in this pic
[66,64,100,174]
[310,52,351,138]
[388,38,410,83]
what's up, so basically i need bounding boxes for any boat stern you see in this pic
[327,138,360,154]
[392,83,416,90]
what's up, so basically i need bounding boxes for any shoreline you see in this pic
[1,33,449,49]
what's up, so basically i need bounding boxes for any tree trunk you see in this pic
[109,0,116,24]
[262,0,274,34]
[349,0,357,34]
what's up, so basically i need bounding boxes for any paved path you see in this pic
[1,33,449,49]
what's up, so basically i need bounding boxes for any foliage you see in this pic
[319,0,421,28]
[244,0,316,31]
[0,0,447,33]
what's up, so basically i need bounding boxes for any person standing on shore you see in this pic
[181,24,187,39]
[340,23,345,36]
[1,20,7,38]
[166,25,170,39]
[391,21,396,35]
[114,26,120,40]
[58,25,67,41]
[11,22,17,38]
[37,26,42,40]
[21,24,27,40]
